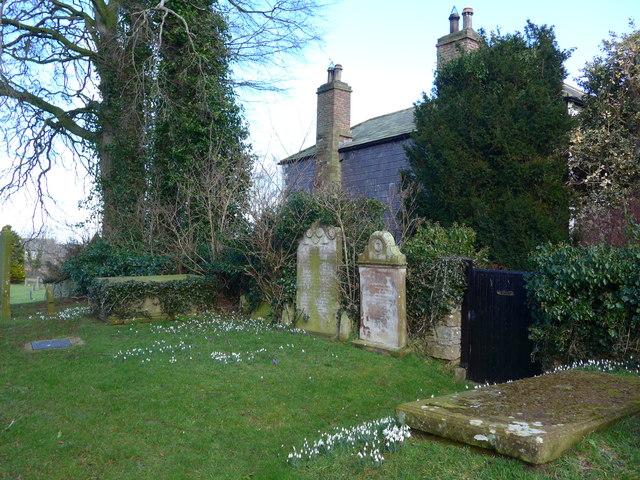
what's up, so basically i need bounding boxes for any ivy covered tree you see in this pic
[0,0,322,240]
[568,27,640,207]
[145,0,252,270]
[408,22,575,270]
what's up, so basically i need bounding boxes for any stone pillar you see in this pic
[426,307,462,362]
[353,231,409,355]
[0,226,11,320]
[296,224,342,337]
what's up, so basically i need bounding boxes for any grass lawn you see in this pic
[9,284,47,305]
[1,305,638,479]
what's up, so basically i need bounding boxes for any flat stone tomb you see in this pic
[31,339,73,350]
[397,370,640,464]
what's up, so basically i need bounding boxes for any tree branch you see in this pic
[0,80,95,141]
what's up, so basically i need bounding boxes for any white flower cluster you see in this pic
[25,306,92,322]
[287,417,411,467]
[113,313,309,365]
[546,357,639,375]
[149,314,307,337]
[113,339,197,362]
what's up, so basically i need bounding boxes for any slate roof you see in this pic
[280,83,583,164]
[280,107,415,164]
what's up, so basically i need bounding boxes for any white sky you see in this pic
[1,0,637,241]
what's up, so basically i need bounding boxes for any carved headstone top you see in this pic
[296,223,343,337]
[358,231,406,266]
[299,224,341,247]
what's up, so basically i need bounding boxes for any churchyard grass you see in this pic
[0,306,638,479]
[9,283,46,304]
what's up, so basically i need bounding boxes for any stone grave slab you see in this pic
[31,339,73,350]
[396,370,640,464]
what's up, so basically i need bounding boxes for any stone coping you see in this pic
[96,274,197,283]
[396,370,640,464]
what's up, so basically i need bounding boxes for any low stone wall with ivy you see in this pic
[404,223,488,363]
[526,243,640,368]
[89,275,218,325]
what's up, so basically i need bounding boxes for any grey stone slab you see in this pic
[31,339,72,350]
[397,370,640,464]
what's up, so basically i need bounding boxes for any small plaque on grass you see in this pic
[31,339,73,350]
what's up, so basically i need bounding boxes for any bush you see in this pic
[403,222,488,338]
[526,243,640,368]
[235,190,385,318]
[3,227,26,283]
[62,238,173,295]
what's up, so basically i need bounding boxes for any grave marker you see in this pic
[353,231,408,355]
[296,224,342,337]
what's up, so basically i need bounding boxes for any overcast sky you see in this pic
[1,0,637,240]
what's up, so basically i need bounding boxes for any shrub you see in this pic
[62,238,173,295]
[403,222,488,338]
[526,243,640,368]
[235,190,385,318]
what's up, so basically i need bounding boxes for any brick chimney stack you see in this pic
[315,63,352,190]
[436,6,481,69]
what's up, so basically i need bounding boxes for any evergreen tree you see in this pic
[408,22,575,270]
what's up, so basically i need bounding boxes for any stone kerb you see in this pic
[295,224,342,337]
[353,231,409,355]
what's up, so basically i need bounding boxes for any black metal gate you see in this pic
[461,267,541,384]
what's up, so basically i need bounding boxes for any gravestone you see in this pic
[0,226,11,320]
[296,224,342,337]
[353,231,408,355]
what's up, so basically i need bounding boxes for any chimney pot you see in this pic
[449,7,460,33]
[333,64,343,82]
[462,7,474,30]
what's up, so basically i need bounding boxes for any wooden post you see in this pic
[46,285,55,316]
[0,226,12,320]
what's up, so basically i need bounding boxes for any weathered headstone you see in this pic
[46,285,55,316]
[296,224,342,337]
[0,226,11,320]
[353,231,408,355]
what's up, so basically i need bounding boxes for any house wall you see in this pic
[283,158,315,193]
[340,138,412,229]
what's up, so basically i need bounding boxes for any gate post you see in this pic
[459,259,475,371]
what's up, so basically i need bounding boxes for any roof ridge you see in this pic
[350,106,415,131]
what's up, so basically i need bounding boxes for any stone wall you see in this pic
[425,307,462,363]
